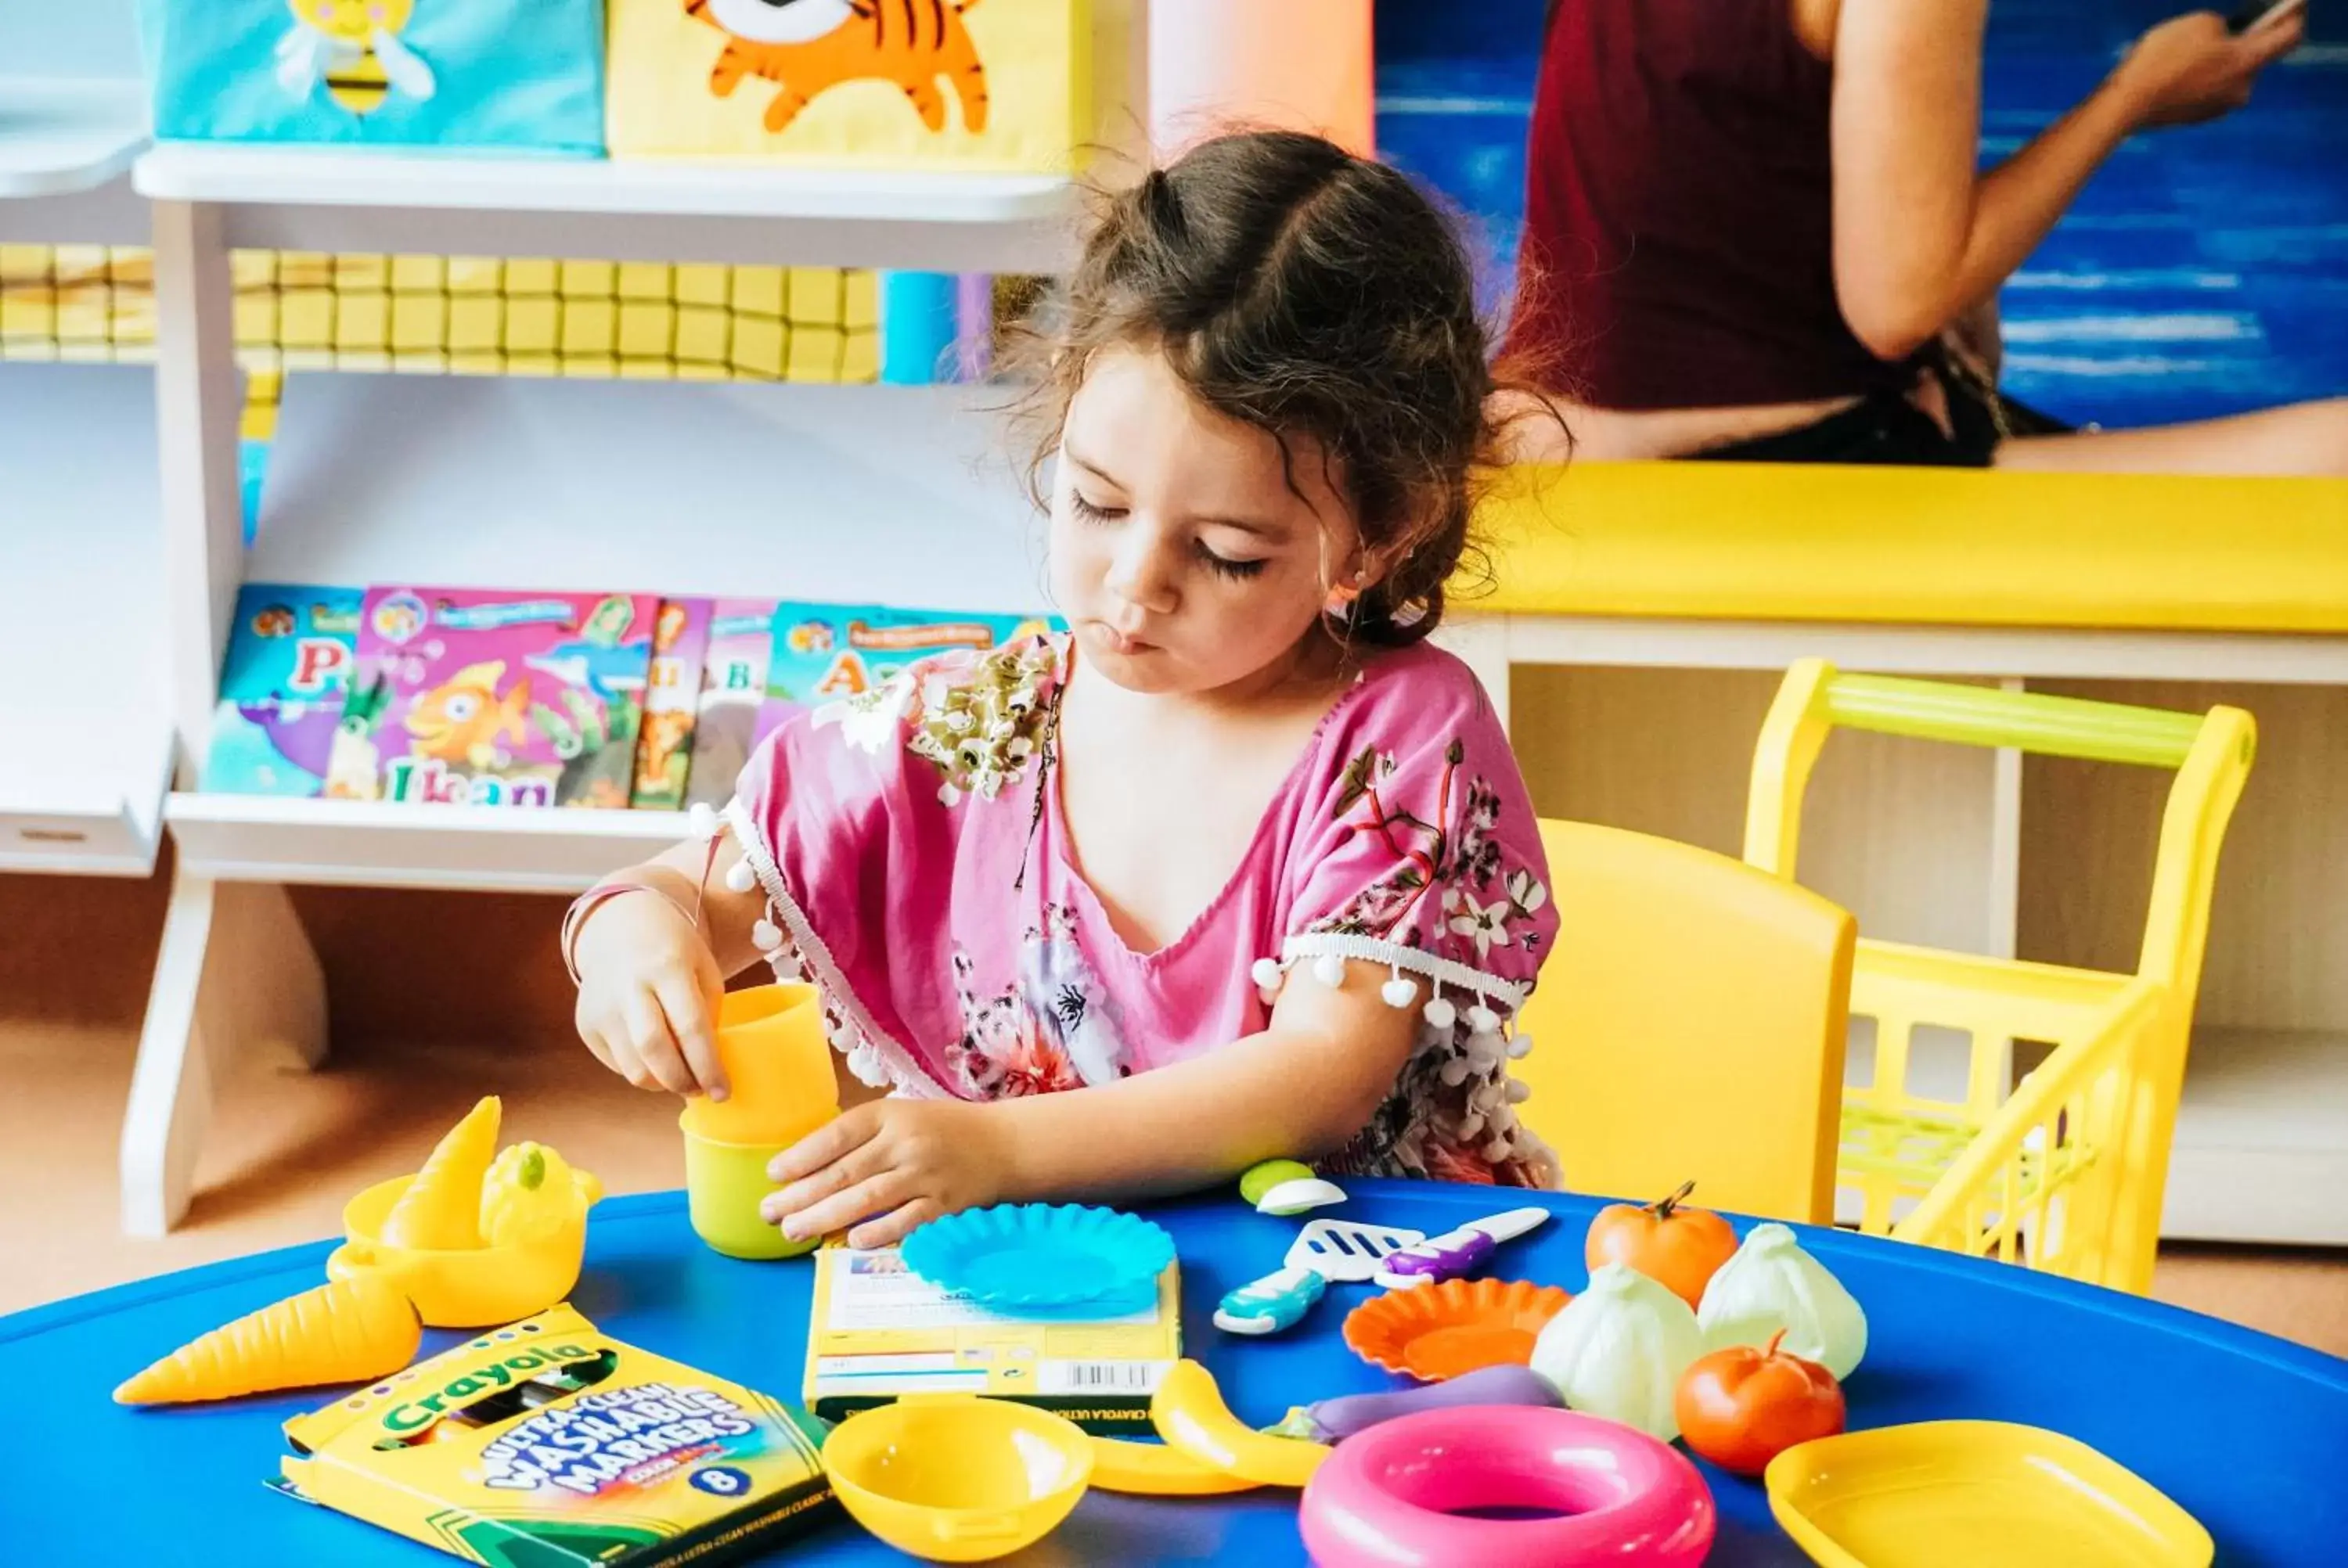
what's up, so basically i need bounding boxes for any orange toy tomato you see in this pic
[1675,1329,1846,1476]
[1584,1180,1738,1307]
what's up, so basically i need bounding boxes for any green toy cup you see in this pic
[679,1106,820,1261]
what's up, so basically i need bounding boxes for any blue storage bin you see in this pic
[139,0,606,155]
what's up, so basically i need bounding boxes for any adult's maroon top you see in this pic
[1507,0,1913,409]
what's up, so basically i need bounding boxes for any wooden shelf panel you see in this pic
[2166,1027,2348,1246]
[0,77,146,199]
[165,793,686,893]
[0,362,170,875]
[132,145,1080,272]
[247,372,1049,611]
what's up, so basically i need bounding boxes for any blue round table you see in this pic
[5,1181,2343,1564]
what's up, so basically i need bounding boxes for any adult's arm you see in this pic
[1831,5,2305,361]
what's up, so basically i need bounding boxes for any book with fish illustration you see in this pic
[201,583,364,797]
[628,599,712,811]
[764,602,1056,724]
[329,587,658,809]
[680,598,778,815]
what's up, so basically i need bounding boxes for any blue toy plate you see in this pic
[900,1204,1176,1313]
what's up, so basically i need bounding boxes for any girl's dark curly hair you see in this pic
[1010,129,1523,647]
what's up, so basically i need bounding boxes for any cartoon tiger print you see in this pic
[686,0,990,137]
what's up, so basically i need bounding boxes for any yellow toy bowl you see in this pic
[327,1168,600,1329]
[824,1395,1094,1563]
[679,1106,818,1261]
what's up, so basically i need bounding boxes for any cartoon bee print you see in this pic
[277,0,437,117]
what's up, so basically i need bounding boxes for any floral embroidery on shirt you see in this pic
[905,639,1059,807]
[1313,740,1550,966]
[947,902,1131,1097]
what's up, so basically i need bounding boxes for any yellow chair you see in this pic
[1514,820,1857,1225]
[1745,660,2255,1295]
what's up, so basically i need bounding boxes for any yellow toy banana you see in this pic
[1149,1360,1329,1488]
[381,1096,501,1250]
[1088,1434,1261,1496]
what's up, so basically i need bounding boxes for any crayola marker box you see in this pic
[802,1246,1181,1433]
[278,1306,833,1566]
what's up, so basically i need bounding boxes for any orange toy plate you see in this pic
[1341,1278,1574,1383]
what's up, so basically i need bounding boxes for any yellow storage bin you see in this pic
[607,0,1090,171]
[1744,660,2255,1295]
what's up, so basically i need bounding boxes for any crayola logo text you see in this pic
[380,1343,595,1433]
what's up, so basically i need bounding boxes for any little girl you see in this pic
[566,130,1560,1250]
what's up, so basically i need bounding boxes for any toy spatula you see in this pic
[1213,1218,1425,1337]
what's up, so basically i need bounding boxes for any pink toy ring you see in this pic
[1299,1404,1716,1568]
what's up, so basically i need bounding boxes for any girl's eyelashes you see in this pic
[1195,542,1268,580]
[1070,491,1269,581]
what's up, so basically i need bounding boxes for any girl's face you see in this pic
[1049,346,1363,698]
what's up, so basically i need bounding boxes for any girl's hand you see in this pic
[572,891,727,1099]
[2112,9,2303,130]
[762,1099,1017,1250]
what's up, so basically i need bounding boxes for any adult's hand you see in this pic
[2112,8,2305,130]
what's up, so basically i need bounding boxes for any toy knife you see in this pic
[1373,1207,1550,1289]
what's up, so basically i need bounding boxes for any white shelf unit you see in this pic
[123,0,1148,1232]
[0,362,172,873]
[0,77,147,198]
[1439,616,2348,1246]
[160,371,1050,894]
[0,77,160,873]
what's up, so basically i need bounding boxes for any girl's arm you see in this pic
[568,831,769,1097]
[763,958,1421,1247]
[1831,5,2304,361]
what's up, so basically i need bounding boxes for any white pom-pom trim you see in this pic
[1423,996,1457,1031]
[1507,1032,1533,1059]
[1380,975,1418,1009]
[723,860,757,894]
[1504,1077,1532,1104]
[751,919,783,953]
[1439,1057,1472,1087]
[1311,952,1347,988]
[686,802,719,843]
[1250,957,1284,991]
[1465,1003,1500,1035]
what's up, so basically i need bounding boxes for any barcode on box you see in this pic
[1040,1361,1164,1396]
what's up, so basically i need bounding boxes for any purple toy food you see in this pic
[1274,1364,1565,1443]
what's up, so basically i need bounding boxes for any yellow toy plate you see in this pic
[1766,1421,2213,1568]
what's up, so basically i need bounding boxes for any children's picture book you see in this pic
[201,583,363,797]
[680,598,778,814]
[629,599,712,811]
[764,602,1056,727]
[329,588,658,809]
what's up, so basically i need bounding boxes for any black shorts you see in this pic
[1690,387,2073,467]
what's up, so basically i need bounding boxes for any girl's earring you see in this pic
[1323,577,1363,620]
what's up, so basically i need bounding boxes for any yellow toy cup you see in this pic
[691,984,837,1145]
[679,1105,818,1261]
[327,1167,600,1329]
[824,1395,1095,1563]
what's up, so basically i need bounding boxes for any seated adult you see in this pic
[1503,0,2346,474]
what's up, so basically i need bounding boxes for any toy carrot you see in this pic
[114,1273,420,1405]
[381,1095,502,1250]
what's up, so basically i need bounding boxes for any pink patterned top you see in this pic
[724,634,1561,1186]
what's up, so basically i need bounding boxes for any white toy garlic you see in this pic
[1529,1261,1705,1442]
[1696,1221,1869,1379]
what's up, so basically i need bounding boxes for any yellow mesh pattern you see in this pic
[0,244,880,384]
